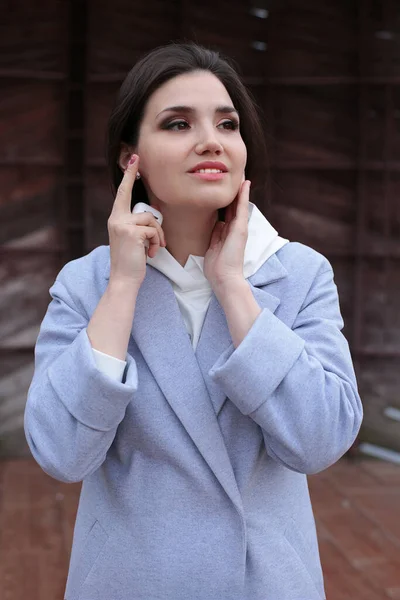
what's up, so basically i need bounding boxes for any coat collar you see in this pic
[103,253,288,513]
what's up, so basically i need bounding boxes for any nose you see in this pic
[194,126,223,155]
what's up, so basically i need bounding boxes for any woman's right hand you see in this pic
[107,154,166,289]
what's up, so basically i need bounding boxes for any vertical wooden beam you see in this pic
[263,5,274,215]
[352,0,369,362]
[381,0,395,345]
[62,0,88,262]
[250,0,271,214]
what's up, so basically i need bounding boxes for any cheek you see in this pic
[231,142,247,182]
[138,139,182,178]
[237,140,247,169]
[138,149,184,201]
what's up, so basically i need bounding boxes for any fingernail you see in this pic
[129,154,137,165]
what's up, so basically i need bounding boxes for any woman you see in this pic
[25,43,362,600]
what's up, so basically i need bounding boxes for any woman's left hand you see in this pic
[204,179,251,293]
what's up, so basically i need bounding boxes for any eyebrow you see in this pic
[156,105,239,118]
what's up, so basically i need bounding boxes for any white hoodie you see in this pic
[93,203,288,380]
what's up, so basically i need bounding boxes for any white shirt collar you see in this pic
[146,202,288,292]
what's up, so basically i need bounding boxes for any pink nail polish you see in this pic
[129,154,137,165]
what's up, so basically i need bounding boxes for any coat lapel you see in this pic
[103,252,288,514]
[195,254,288,415]
[127,265,244,515]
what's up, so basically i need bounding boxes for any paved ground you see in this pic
[0,457,399,599]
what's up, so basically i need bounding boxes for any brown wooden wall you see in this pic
[1,0,400,456]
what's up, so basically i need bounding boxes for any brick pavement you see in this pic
[0,457,399,599]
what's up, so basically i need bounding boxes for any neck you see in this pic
[157,205,218,267]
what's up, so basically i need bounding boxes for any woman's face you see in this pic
[133,70,247,212]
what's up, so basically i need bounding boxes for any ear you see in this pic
[118,142,136,171]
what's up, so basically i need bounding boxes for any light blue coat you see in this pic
[24,242,363,600]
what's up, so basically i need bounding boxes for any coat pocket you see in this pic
[66,520,109,600]
[284,518,324,599]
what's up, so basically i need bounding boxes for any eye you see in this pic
[162,119,190,131]
[218,119,239,131]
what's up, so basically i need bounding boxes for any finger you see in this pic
[228,196,241,224]
[136,225,161,257]
[221,219,231,243]
[132,212,166,246]
[147,226,162,258]
[226,176,246,225]
[112,154,139,215]
[235,180,251,224]
[225,201,235,225]
[208,220,224,250]
[151,219,166,247]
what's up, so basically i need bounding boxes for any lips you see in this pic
[188,161,228,173]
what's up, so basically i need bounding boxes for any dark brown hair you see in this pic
[107,42,269,216]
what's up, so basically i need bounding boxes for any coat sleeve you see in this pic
[24,276,138,483]
[209,263,363,475]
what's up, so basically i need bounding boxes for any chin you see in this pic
[190,188,236,209]
[157,184,236,211]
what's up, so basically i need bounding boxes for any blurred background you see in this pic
[1,0,400,598]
